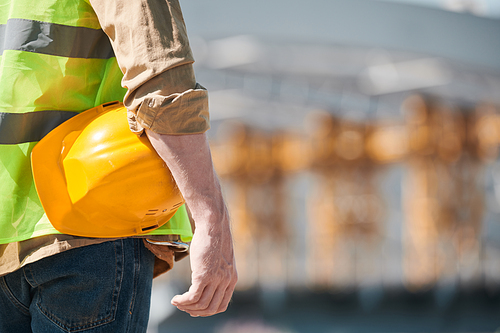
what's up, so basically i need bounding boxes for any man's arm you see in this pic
[89,0,236,315]
[146,131,237,317]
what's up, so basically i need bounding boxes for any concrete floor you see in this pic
[158,287,500,333]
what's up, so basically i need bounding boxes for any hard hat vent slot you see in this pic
[141,224,158,232]
[146,209,158,216]
[171,202,183,209]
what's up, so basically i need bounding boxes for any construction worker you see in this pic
[0,0,237,331]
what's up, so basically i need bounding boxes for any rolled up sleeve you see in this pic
[89,0,210,134]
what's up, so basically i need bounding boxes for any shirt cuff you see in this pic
[127,82,210,135]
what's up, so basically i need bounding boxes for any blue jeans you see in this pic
[0,238,155,333]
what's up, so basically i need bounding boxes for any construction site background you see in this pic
[148,1,500,332]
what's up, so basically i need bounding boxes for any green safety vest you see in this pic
[0,0,192,243]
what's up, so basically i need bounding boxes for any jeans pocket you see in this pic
[31,240,124,332]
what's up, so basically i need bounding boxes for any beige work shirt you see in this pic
[0,0,208,278]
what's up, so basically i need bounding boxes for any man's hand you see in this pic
[146,130,237,316]
[171,217,237,316]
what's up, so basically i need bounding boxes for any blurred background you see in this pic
[148,0,500,332]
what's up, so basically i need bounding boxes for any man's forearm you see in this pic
[145,131,226,225]
[145,130,237,317]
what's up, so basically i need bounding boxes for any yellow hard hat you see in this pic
[31,101,185,238]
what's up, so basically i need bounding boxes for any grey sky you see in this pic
[375,0,500,17]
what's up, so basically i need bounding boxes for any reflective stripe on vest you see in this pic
[0,19,114,59]
[0,110,79,144]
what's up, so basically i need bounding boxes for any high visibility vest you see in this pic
[0,0,193,243]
